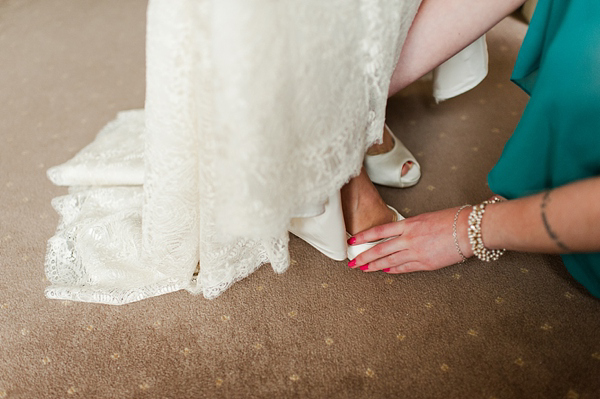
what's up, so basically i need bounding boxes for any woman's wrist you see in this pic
[479,202,503,250]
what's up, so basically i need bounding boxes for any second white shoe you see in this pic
[365,124,421,188]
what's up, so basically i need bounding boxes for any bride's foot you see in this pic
[366,125,414,176]
[341,167,397,235]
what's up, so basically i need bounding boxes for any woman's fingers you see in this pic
[384,262,425,274]
[349,237,409,270]
[348,219,405,246]
[360,247,416,272]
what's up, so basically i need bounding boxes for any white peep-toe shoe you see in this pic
[364,124,421,188]
[346,205,403,261]
[289,192,348,261]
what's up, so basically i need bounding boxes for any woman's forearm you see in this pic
[462,177,600,255]
[389,0,527,96]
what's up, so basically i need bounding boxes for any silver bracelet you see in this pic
[453,205,471,263]
[468,197,506,262]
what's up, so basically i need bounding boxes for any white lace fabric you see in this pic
[45,0,421,305]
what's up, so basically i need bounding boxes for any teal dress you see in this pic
[488,0,600,298]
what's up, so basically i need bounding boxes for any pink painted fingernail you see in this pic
[359,264,369,271]
[383,268,391,273]
[347,237,356,245]
[348,259,356,268]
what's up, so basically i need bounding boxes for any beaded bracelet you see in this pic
[468,197,506,262]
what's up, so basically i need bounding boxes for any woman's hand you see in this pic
[347,207,472,274]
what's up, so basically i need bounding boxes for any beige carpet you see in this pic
[1,1,599,398]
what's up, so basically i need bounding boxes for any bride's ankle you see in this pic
[366,126,395,156]
[344,198,396,235]
[341,167,396,235]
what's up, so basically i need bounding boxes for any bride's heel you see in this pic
[289,192,348,261]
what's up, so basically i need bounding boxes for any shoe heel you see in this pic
[289,192,348,261]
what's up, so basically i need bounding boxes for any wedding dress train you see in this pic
[45,0,422,305]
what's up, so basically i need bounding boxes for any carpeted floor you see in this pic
[1,1,599,398]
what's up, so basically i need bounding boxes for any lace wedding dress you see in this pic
[45,0,421,305]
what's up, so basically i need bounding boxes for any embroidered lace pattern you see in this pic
[45,0,420,304]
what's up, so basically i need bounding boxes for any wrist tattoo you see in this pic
[541,191,571,252]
